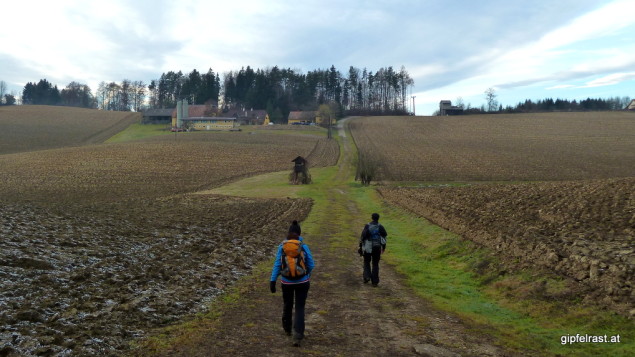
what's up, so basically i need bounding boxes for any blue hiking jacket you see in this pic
[270,236,315,284]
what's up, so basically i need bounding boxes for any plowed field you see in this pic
[0,118,339,355]
[379,178,635,314]
[0,195,312,356]
[0,131,335,206]
[350,113,635,181]
[0,105,140,155]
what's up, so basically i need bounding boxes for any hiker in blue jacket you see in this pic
[358,213,387,287]
[270,231,315,347]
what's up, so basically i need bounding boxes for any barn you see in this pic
[439,100,464,115]
[171,100,239,131]
[627,99,635,111]
[288,111,316,125]
[142,109,173,124]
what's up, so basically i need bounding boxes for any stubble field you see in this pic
[350,113,635,316]
[0,113,339,356]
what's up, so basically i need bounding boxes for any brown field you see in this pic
[0,105,140,155]
[350,113,634,315]
[0,195,312,356]
[349,112,635,181]
[0,109,339,355]
[0,130,337,206]
[379,179,635,314]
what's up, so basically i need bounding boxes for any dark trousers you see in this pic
[363,247,382,285]
[281,281,310,339]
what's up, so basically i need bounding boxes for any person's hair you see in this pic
[287,232,299,240]
[371,213,380,221]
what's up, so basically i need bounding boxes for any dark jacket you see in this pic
[289,222,302,235]
[359,221,387,250]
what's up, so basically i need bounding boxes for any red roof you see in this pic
[172,104,216,118]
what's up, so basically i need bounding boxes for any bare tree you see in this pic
[484,88,498,112]
[455,96,465,109]
[0,80,7,105]
[132,81,146,112]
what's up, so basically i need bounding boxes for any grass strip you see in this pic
[350,185,633,356]
[106,123,172,143]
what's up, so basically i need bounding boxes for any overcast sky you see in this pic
[2,0,634,114]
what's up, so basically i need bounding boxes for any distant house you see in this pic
[142,109,173,124]
[288,111,316,125]
[627,99,635,111]
[171,100,239,131]
[439,100,464,115]
[224,108,270,125]
[182,117,238,131]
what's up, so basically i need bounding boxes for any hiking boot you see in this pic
[292,332,303,347]
[363,278,370,284]
[284,329,292,336]
[372,283,378,287]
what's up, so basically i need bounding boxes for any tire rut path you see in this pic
[151,119,514,356]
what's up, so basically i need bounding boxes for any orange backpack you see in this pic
[280,240,307,278]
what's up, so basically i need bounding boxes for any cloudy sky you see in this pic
[2,0,634,114]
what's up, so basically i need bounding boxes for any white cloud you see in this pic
[582,72,635,87]
[547,84,577,90]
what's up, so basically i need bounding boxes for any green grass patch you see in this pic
[105,123,172,143]
[350,185,634,356]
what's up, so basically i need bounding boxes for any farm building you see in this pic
[142,109,173,124]
[627,99,635,111]
[288,111,317,125]
[223,108,270,125]
[171,100,239,131]
[316,112,337,125]
[181,117,238,131]
[439,100,464,115]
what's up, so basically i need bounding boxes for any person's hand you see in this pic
[269,281,276,293]
[358,247,363,256]
[381,248,385,254]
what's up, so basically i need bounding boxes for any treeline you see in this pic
[147,68,221,109]
[20,79,149,111]
[462,96,632,114]
[11,64,415,120]
[219,65,414,119]
[510,97,632,112]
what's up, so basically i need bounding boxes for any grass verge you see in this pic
[106,123,172,143]
[350,184,633,356]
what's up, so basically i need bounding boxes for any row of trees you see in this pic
[95,80,146,112]
[9,64,415,120]
[218,65,414,119]
[447,89,632,115]
[148,68,221,109]
[510,96,632,112]
[18,79,148,111]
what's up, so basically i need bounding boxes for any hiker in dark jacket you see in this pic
[358,213,387,287]
[270,231,315,347]
[289,220,302,235]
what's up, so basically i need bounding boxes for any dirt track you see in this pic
[141,119,515,356]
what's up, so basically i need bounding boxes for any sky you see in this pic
[1,0,634,115]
